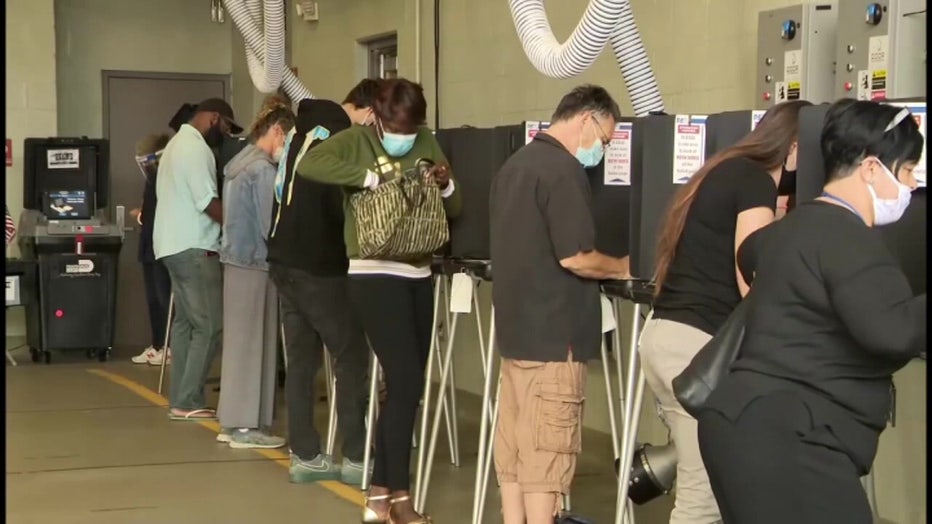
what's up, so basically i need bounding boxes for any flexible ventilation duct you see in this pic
[225,0,315,101]
[509,0,664,116]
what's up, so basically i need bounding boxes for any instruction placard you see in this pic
[857,70,871,101]
[604,122,633,186]
[672,115,707,184]
[751,110,766,130]
[784,50,802,100]
[888,102,927,188]
[47,149,80,170]
[525,121,551,145]
[775,81,788,103]
[868,35,888,100]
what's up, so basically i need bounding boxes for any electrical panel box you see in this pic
[756,3,838,109]
[835,0,927,100]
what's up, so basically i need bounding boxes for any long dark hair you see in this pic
[653,100,812,295]
[821,99,924,181]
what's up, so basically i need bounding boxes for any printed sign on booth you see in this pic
[888,102,927,188]
[604,122,633,186]
[673,115,707,184]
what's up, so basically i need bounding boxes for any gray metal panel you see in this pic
[756,3,837,109]
[836,0,926,100]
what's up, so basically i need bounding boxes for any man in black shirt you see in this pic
[490,85,630,523]
[266,80,378,486]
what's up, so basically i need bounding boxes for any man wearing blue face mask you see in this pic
[489,85,631,524]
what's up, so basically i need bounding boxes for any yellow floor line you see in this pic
[86,368,366,507]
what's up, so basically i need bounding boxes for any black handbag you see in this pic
[672,296,750,418]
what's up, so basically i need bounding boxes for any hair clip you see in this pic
[884,107,911,132]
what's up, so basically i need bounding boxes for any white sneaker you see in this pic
[147,348,171,366]
[131,347,160,364]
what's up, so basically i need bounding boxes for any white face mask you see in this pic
[866,159,912,226]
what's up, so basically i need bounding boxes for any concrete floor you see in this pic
[6,341,674,523]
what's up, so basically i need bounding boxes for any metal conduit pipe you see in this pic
[225,0,314,101]
[509,0,665,116]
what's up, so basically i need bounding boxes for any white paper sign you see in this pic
[775,81,788,103]
[856,70,871,101]
[47,149,80,170]
[672,115,707,184]
[600,294,616,333]
[6,275,19,305]
[888,102,927,188]
[868,35,888,100]
[751,110,766,131]
[604,122,633,186]
[449,272,473,314]
[784,49,802,84]
[525,121,551,145]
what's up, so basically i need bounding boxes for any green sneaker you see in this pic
[290,454,341,483]
[340,457,371,486]
[228,429,286,449]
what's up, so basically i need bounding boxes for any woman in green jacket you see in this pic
[297,78,461,524]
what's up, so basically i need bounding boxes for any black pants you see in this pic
[270,265,369,462]
[697,391,872,524]
[142,260,172,349]
[349,275,433,491]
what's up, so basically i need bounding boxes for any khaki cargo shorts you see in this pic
[493,356,588,496]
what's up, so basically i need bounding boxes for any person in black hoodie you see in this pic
[267,79,378,485]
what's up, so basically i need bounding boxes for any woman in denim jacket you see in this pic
[217,98,295,449]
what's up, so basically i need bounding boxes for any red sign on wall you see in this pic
[5,139,11,167]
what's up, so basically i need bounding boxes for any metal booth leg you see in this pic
[415,300,462,513]
[157,292,175,395]
[471,310,497,524]
[361,351,380,491]
[414,274,447,509]
[323,348,338,457]
[614,303,649,524]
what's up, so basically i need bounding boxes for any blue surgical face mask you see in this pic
[575,119,606,168]
[576,141,604,168]
[381,132,417,157]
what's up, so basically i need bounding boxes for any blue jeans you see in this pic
[162,248,223,410]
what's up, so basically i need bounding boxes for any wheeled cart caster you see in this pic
[97,348,111,362]
[29,348,41,363]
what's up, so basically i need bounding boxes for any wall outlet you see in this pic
[295,0,319,22]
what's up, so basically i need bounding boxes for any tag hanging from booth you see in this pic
[600,294,616,334]
[449,273,473,314]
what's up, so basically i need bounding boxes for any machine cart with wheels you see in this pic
[16,137,123,364]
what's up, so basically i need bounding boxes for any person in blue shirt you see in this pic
[153,98,242,421]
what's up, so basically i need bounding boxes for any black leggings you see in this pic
[142,260,172,349]
[349,275,433,491]
[697,391,872,524]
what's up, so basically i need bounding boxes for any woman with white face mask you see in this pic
[697,99,926,524]
[215,98,295,449]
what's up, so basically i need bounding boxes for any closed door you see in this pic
[103,72,230,352]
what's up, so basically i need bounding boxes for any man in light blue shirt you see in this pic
[154,98,242,421]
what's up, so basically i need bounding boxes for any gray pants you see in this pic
[162,249,223,411]
[638,318,722,524]
[217,265,278,429]
[269,264,369,462]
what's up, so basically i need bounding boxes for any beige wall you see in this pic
[6,0,58,334]
[55,0,234,137]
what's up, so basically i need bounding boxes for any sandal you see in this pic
[362,494,391,524]
[388,496,431,524]
[168,408,217,421]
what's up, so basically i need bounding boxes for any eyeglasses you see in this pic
[590,116,612,151]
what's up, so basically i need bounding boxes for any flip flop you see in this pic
[168,408,217,421]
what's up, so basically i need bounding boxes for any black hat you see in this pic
[168,103,198,133]
[195,98,243,135]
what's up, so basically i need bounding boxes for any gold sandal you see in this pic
[362,494,391,523]
[388,495,432,524]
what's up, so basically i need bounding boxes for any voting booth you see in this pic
[17,137,124,363]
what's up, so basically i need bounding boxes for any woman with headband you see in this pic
[697,100,926,523]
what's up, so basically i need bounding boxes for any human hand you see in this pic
[427,164,450,189]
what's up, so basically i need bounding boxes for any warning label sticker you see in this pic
[870,70,887,101]
[856,70,871,101]
[868,35,889,101]
[787,81,801,101]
